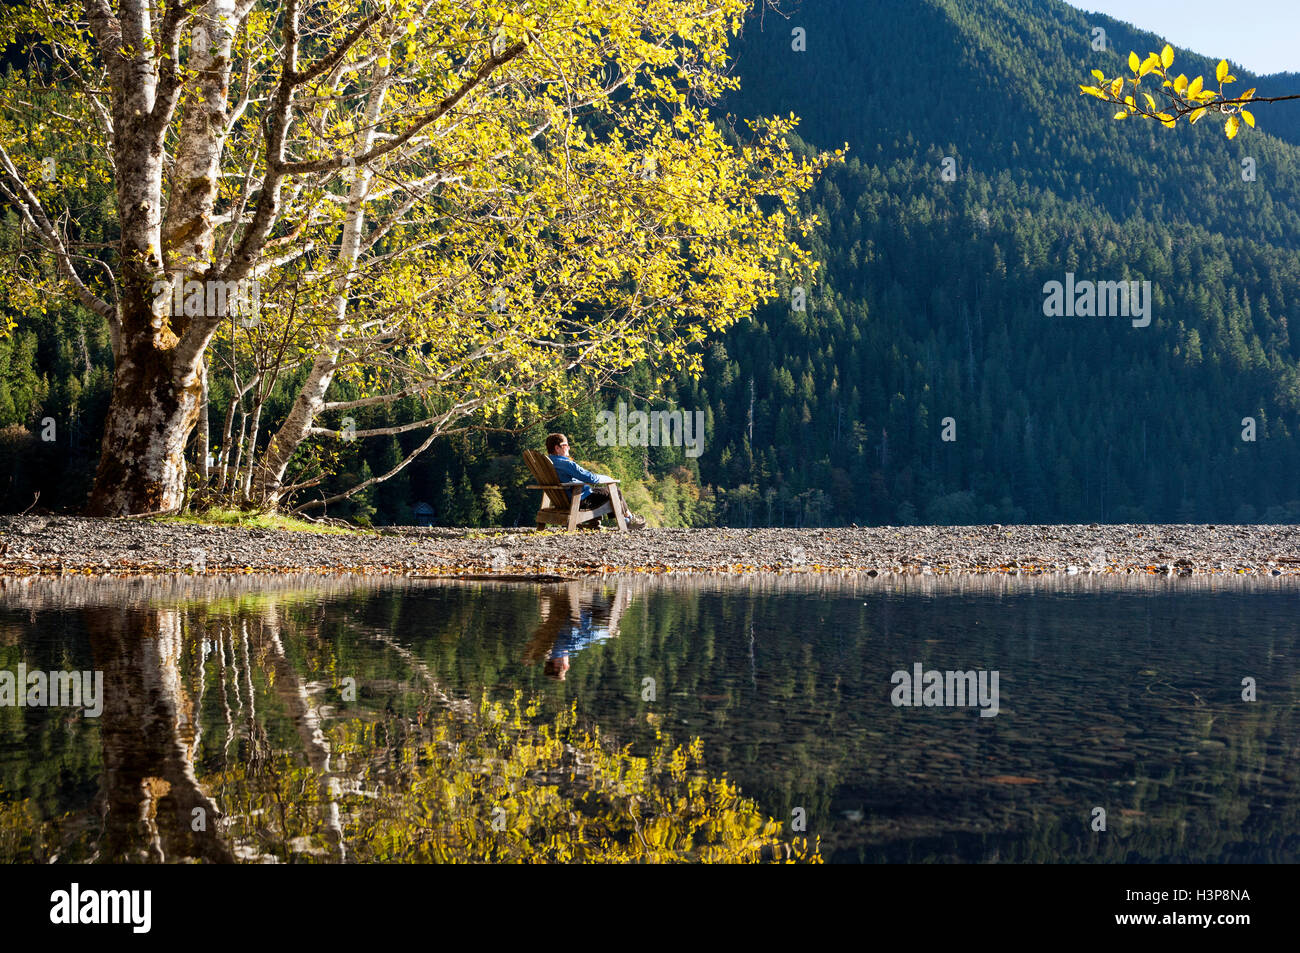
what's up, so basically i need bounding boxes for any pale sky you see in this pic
[1072,1,1300,75]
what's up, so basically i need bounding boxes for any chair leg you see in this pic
[567,492,583,531]
[536,492,558,531]
[609,485,628,532]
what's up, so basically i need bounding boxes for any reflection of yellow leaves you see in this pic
[207,689,820,864]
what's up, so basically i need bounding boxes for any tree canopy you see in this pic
[0,0,831,514]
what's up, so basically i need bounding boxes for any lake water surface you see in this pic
[2,573,1297,863]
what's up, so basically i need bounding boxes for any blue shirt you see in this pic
[548,608,612,659]
[547,454,610,501]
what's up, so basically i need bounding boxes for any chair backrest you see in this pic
[523,449,575,510]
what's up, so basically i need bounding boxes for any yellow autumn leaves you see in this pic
[316,694,822,863]
[1081,43,1257,138]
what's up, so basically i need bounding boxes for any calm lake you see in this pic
[1,573,1297,863]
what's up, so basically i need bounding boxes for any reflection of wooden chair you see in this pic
[522,449,628,532]
[522,584,580,663]
[522,580,633,664]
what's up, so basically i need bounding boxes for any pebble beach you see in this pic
[3,516,1300,577]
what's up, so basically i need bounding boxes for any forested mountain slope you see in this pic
[654,0,1300,525]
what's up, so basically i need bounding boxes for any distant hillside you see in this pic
[1253,72,1300,147]
[638,0,1300,525]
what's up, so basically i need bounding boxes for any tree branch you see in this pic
[0,142,117,324]
[278,40,528,176]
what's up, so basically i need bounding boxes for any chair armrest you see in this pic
[527,480,619,489]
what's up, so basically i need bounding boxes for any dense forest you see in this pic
[4,0,1300,526]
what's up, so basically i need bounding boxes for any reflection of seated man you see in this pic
[545,433,645,529]
[543,603,613,680]
[524,582,632,681]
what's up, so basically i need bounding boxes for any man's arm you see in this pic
[551,456,609,485]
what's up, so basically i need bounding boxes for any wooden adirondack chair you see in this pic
[523,449,629,532]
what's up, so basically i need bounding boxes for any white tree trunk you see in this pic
[253,66,392,506]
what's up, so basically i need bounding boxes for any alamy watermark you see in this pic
[151,274,262,327]
[50,884,150,933]
[596,401,705,458]
[1,665,103,717]
[890,662,1000,717]
[1042,272,1151,327]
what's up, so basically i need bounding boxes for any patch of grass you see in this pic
[158,508,371,535]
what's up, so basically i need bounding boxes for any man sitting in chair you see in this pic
[546,433,645,529]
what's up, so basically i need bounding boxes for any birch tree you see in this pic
[0,0,833,516]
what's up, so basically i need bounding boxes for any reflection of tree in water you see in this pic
[87,604,235,862]
[0,576,818,863]
[425,575,1300,863]
[7,573,1295,863]
[326,695,819,862]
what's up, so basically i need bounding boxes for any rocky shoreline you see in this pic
[2,516,1300,578]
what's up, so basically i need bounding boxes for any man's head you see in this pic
[546,433,570,457]
[543,656,570,680]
